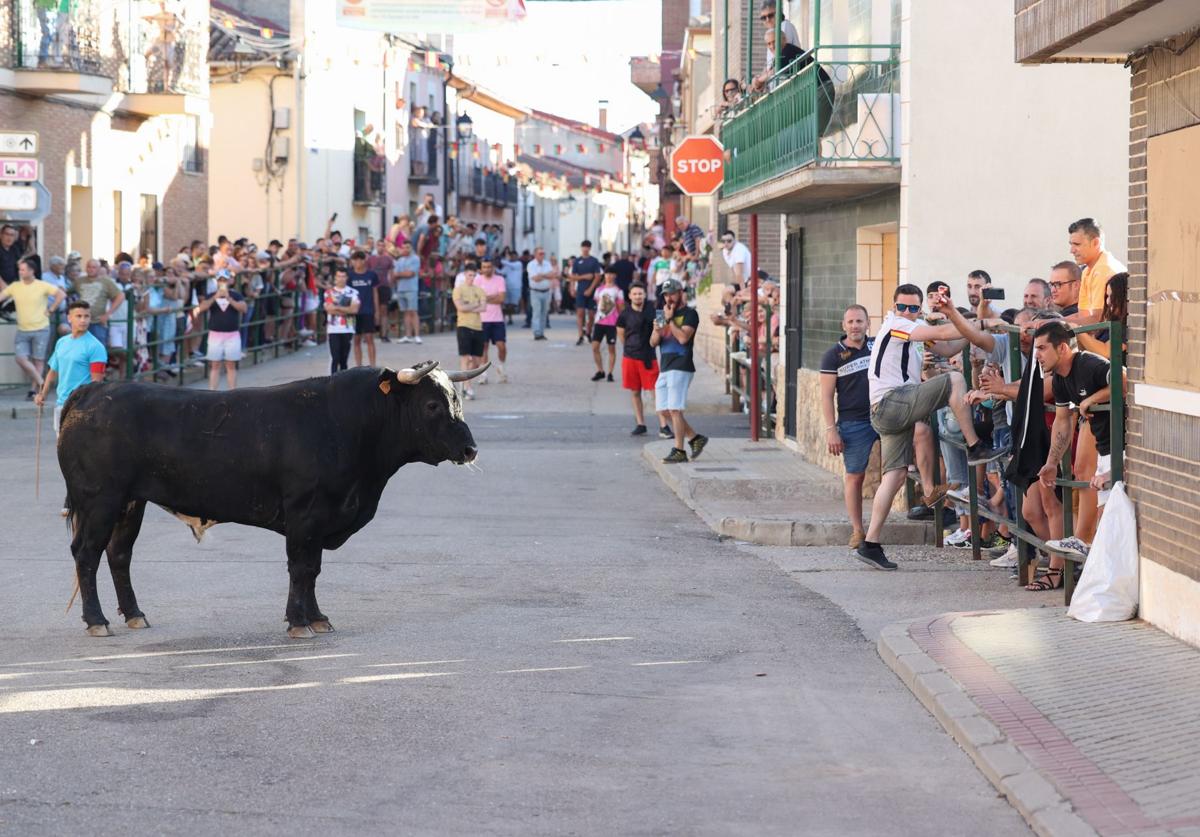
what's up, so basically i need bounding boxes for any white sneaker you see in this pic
[301,339,317,348]
[945,528,970,546]
[413,336,422,344]
[299,328,314,337]
[989,543,1019,568]
[398,336,411,344]
[464,388,475,400]
[1046,536,1090,557]
[478,374,488,385]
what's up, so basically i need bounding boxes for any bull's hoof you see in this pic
[309,619,334,633]
[85,624,114,637]
[286,625,315,639]
[126,616,150,629]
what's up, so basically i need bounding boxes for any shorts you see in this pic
[654,369,694,412]
[376,285,393,308]
[1096,452,1112,506]
[395,289,419,311]
[622,356,658,391]
[837,419,879,475]
[302,292,320,314]
[14,327,50,360]
[988,425,1013,475]
[108,323,127,349]
[355,315,376,335]
[88,323,109,344]
[574,286,597,310]
[591,324,617,345]
[457,326,485,357]
[206,330,243,362]
[482,321,506,345]
[870,374,954,474]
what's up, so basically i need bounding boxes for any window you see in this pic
[182,116,204,173]
[139,195,159,262]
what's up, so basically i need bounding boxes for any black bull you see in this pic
[57,360,486,638]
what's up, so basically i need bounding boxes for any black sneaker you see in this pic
[576,336,585,346]
[906,504,934,521]
[688,434,708,459]
[854,542,897,571]
[380,335,391,343]
[659,426,673,438]
[591,371,605,381]
[950,535,974,550]
[967,441,1005,466]
[662,447,688,463]
[631,424,647,436]
[606,372,614,382]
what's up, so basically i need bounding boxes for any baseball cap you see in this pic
[660,278,684,294]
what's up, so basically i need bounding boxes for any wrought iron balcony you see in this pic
[409,128,439,184]
[354,154,385,205]
[719,47,900,212]
[1,0,207,99]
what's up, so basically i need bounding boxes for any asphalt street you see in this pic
[0,317,1029,836]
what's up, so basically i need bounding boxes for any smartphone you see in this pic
[330,212,338,222]
[982,287,1005,300]
[655,312,666,328]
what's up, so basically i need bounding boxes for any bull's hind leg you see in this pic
[106,500,149,629]
[284,527,321,638]
[70,500,122,637]
[304,553,333,633]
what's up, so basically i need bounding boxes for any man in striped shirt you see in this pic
[857,284,1003,571]
[675,216,706,258]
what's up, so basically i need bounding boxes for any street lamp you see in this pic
[628,125,645,151]
[456,111,474,140]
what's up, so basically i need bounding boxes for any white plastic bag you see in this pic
[1068,482,1139,622]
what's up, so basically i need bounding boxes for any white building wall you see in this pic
[901,0,1129,302]
[517,119,624,177]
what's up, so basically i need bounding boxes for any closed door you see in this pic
[784,230,803,438]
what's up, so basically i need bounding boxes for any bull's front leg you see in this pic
[283,527,322,639]
[304,552,333,633]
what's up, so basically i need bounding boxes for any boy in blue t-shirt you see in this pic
[36,300,108,435]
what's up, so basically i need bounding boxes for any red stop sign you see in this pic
[670,136,725,195]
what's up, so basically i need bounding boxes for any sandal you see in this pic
[1025,568,1063,592]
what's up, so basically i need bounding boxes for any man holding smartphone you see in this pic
[650,278,707,463]
[193,270,247,391]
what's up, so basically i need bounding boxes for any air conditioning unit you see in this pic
[273,136,290,163]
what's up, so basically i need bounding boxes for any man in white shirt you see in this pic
[719,230,751,288]
[856,284,1003,571]
[526,246,556,340]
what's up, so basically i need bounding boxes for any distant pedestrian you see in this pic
[589,267,624,382]
[617,282,666,436]
[366,238,395,342]
[0,256,65,398]
[650,278,707,462]
[323,267,360,374]
[194,271,247,390]
[526,246,555,340]
[610,251,636,298]
[392,241,422,344]
[73,258,125,346]
[452,264,488,400]
[347,250,379,368]
[819,304,877,548]
[476,259,509,383]
[36,300,107,433]
[674,215,706,258]
[572,240,602,345]
[649,244,674,307]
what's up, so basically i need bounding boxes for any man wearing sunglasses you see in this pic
[857,285,1003,570]
[719,230,751,289]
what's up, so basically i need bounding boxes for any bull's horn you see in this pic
[396,360,439,384]
[444,362,492,383]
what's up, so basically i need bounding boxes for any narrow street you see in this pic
[0,321,1027,835]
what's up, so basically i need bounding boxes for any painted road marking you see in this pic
[498,665,589,674]
[363,659,470,668]
[180,653,358,669]
[553,637,634,643]
[631,661,706,667]
[339,672,457,684]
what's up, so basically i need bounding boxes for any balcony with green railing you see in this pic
[718,46,901,213]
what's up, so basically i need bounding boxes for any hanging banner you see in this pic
[335,0,527,33]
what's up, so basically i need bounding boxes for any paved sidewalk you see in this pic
[643,436,932,546]
[879,608,1200,837]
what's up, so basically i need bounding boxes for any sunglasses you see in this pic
[896,304,922,313]
[721,237,734,243]
[759,14,774,21]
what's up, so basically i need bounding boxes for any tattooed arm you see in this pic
[1038,405,1075,489]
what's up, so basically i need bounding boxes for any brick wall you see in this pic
[790,190,899,370]
[1125,42,1200,586]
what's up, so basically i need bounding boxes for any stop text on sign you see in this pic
[669,135,726,195]
[675,158,722,174]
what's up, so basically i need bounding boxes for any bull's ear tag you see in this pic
[379,379,392,395]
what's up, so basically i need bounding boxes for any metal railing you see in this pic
[1,262,461,392]
[725,303,776,437]
[354,154,386,205]
[409,129,439,183]
[910,321,1126,604]
[720,45,900,195]
[2,0,207,94]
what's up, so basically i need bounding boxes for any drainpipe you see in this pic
[723,0,728,83]
[294,50,304,239]
[745,0,753,85]
[749,213,760,442]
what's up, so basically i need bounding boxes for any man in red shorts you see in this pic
[616,282,667,435]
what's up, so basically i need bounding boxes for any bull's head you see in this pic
[378,360,488,466]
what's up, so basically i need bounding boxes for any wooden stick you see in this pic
[34,402,43,500]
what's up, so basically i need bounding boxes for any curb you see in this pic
[643,443,933,547]
[877,617,1097,837]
